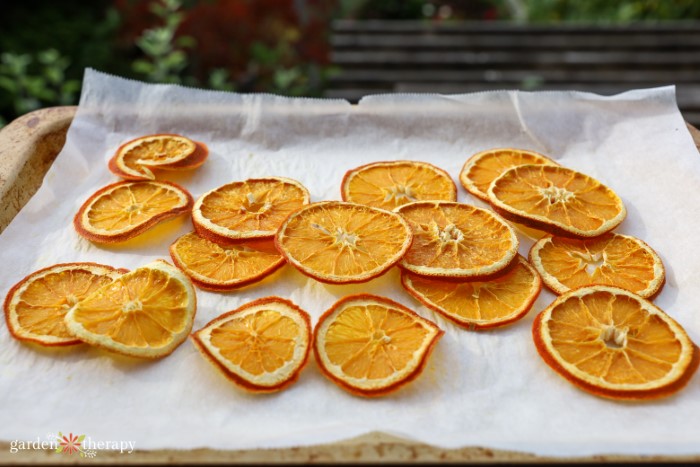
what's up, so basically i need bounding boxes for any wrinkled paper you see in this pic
[1,69,699,457]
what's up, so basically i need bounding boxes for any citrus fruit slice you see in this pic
[314,294,443,397]
[487,164,626,238]
[395,201,518,279]
[4,263,126,346]
[74,180,193,243]
[529,233,665,298]
[108,134,208,181]
[401,256,541,330]
[275,201,412,284]
[64,260,196,359]
[533,285,699,400]
[169,232,285,291]
[192,177,310,244]
[459,148,558,201]
[341,160,457,210]
[191,297,312,393]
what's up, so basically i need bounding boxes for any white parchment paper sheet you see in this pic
[1,69,699,457]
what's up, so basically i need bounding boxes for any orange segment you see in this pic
[341,160,457,210]
[275,201,412,284]
[192,177,310,244]
[191,297,312,393]
[460,148,558,201]
[169,232,285,291]
[74,180,193,243]
[395,201,518,279]
[108,134,199,181]
[401,256,541,329]
[4,263,125,346]
[487,164,626,238]
[533,286,699,400]
[314,294,443,397]
[64,260,196,359]
[529,233,665,298]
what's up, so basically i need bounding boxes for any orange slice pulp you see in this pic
[275,201,412,284]
[191,297,312,393]
[4,263,125,346]
[533,285,699,400]
[314,294,443,397]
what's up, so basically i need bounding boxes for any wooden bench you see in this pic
[326,20,700,125]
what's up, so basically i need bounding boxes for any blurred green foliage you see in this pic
[0,50,81,126]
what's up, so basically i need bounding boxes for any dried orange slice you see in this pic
[530,233,665,298]
[193,177,310,244]
[341,160,457,210]
[314,294,443,397]
[74,180,193,243]
[487,164,626,238]
[459,148,558,201]
[395,201,518,279]
[108,134,208,181]
[533,286,699,400]
[64,260,196,359]
[191,297,311,393]
[275,201,412,284]
[4,263,126,346]
[169,232,285,291]
[401,256,541,330]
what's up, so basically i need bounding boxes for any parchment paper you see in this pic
[1,69,699,457]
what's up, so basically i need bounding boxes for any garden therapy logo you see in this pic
[53,432,93,457]
[9,432,135,457]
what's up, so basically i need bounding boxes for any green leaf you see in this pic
[55,446,64,454]
[0,76,17,92]
[77,435,86,443]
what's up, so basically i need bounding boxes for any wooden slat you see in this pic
[332,50,700,66]
[329,69,700,85]
[331,33,700,49]
[332,19,700,34]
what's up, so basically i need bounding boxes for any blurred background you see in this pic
[2,0,700,127]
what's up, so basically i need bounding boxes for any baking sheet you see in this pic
[1,69,699,457]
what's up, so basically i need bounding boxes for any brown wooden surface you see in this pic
[0,106,699,463]
[326,21,700,126]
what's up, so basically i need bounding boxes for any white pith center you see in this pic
[601,325,628,349]
[123,299,143,313]
[311,223,359,248]
[438,223,464,244]
[372,330,392,345]
[384,184,416,203]
[540,185,574,204]
[126,203,141,213]
[571,251,606,275]
[241,193,272,214]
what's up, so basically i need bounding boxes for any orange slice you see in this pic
[401,256,541,330]
[395,201,518,279]
[533,285,699,400]
[314,294,443,397]
[487,164,626,238]
[108,134,208,181]
[64,260,196,359]
[74,180,193,243]
[4,263,126,346]
[275,201,412,284]
[169,232,285,291]
[529,233,665,298]
[341,160,457,210]
[459,148,558,201]
[191,297,312,393]
[192,177,310,244]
